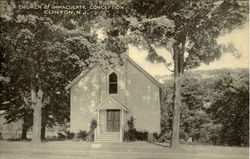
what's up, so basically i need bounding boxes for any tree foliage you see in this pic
[0,12,84,141]
[126,0,248,148]
[0,0,248,146]
[207,70,249,146]
[0,0,130,142]
[161,69,249,146]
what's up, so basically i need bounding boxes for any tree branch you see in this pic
[164,63,174,72]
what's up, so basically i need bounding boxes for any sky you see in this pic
[128,22,249,78]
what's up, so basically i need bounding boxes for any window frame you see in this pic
[108,72,118,94]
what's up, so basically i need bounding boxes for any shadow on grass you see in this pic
[150,141,170,148]
[5,138,31,142]
[4,138,67,142]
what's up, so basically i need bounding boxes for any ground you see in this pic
[0,141,248,159]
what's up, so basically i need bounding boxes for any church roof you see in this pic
[93,95,129,112]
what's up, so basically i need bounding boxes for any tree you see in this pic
[0,0,129,143]
[0,78,33,139]
[0,9,34,139]
[161,68,249,145]
[207,70,249,146]
[161,72,210,142]
[126,0,247,148]
[180,75,209,142]
[0,2,91,143]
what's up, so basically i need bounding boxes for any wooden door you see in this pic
[106,110,120,132]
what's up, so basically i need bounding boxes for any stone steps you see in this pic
[95,132,121,142]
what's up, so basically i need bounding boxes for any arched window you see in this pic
[109,72,118,94]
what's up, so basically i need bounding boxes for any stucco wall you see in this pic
[99,110,106,133]
[70,60,161,134]
[126,60,161,133]
[100,64,126,104]
[70,67,100,133]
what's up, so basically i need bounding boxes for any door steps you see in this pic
[95,132,121,142]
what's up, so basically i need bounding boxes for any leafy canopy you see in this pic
[127,0,247,69]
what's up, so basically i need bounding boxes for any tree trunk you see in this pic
[170,42,184,149]
[21,124,29,140]
[31,84,43,144]
[21,113,32,140]
[41,122,46,140]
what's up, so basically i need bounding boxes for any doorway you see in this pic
[106,110,120,132]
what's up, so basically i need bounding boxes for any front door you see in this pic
[106,110,120,132]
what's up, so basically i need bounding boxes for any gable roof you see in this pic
[65,55,162,90]
[93,96,129,112]
[65,67,92,90]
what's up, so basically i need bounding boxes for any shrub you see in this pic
[77,130,88,140]
[75,119,97,141]
[86,119,97,142]
[124,116,148,142]
[135,131,148,141]
[180,129,189,142]
[57,130,75,140]
[46,135,57,141]
[57,132,66,140]
[124,116,136,141]
[89,119,97,133]
[153,133,160,141]
[65,131,75,140]
[155,132,171,143]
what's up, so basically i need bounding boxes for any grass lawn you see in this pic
[0,140,248,159]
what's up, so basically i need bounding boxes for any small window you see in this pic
[109,72,118,94]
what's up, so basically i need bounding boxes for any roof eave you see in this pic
[93,96,129,112]
[126,56,163,88]
[65,66,94,90]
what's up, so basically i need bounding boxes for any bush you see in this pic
[57,130,75,140]
[124,116,148,142]
[54,119,98,141]
[75,119,97,141]
[89,119,97,133]
[77,130,88,140]
[124,131,135,142]
[65,131,75,140]
[155,132,171,143]
[153,133,160,141]
[46,136,57,141]
[86,119,97,142]
[135,131,148,141]
[57,132,66,140]
[124,116,136,141]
